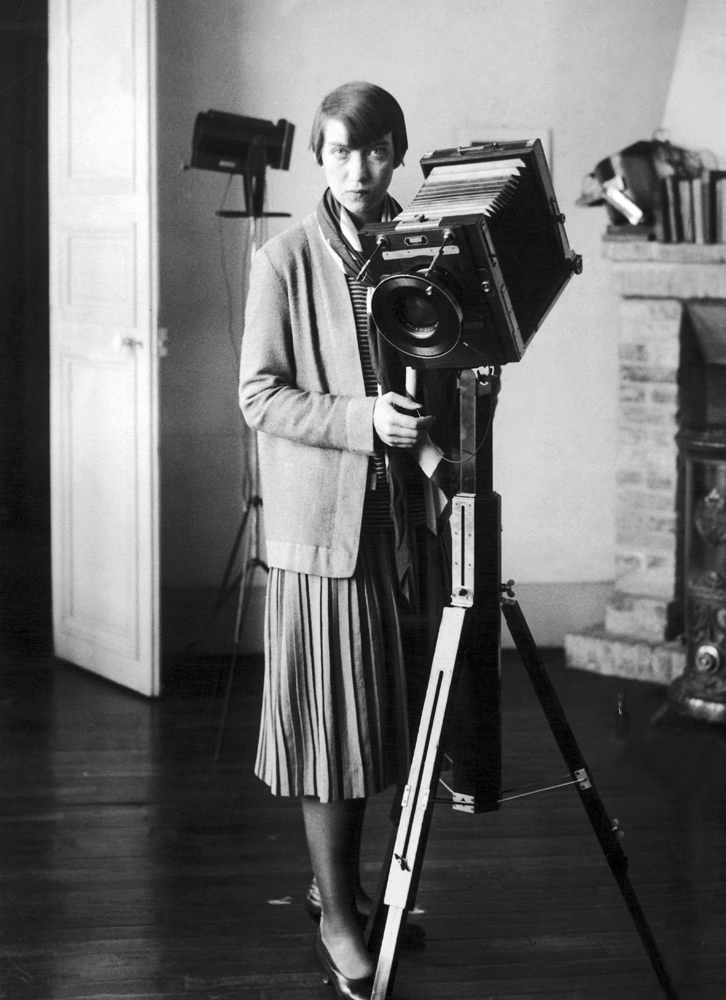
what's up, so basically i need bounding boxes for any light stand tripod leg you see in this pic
[181,505,252,660]
[501,596,680,1000]
[371,606,467,1000]
[214,498,268,760]
[214,563,253,760]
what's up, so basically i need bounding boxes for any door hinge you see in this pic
[157,327,169,358]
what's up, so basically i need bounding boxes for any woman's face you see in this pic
[321,118,395,225]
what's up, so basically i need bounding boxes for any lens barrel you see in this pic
[370,271,463,359]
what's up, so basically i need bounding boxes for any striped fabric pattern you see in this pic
[347,276,387,485]
[255,532,410,802]
[347,275,427,531]
[347,275,394,530]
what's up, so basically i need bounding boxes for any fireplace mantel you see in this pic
[603,240,726,298]
[565,238,726,684]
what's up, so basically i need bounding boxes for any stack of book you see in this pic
[659,170,726,243]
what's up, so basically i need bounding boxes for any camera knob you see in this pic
[695,644,720,673]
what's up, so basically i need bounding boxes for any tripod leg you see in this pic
[215,507,251,613]
[502,596,680,1000]
[364,794,400,953]
[183,506,252,660]
[372,906,406,1000]
[372,606,467,1000]
[214,504,260,759]
[213,560,253,760]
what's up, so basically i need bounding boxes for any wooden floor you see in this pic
[2,525,726,1000]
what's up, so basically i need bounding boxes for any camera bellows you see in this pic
[398,158,524,222]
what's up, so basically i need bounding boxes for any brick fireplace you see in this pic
[565,241,726,684]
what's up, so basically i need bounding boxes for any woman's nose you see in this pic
[348,151,369,181]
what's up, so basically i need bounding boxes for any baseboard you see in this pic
[500,580,612,649]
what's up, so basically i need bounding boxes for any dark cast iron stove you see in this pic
[669,302,726,722]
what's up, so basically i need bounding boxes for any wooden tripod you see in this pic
[368,369,679,1000]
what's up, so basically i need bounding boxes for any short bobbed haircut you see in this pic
[309,81,408,168]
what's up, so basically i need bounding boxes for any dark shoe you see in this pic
[314,926,374,1000]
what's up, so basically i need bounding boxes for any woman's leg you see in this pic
[301,795,374,979]
[347,801,374,915]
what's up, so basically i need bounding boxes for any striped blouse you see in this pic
[346,277,426,532]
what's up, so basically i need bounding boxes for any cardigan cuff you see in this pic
[345,395,377,454]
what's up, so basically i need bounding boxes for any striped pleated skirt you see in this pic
[255,529,411,803]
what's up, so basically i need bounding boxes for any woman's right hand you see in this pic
[373,392,435,449]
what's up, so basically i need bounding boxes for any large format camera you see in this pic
[360,140,582,369]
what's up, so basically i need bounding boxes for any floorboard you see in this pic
[2,526,725,999]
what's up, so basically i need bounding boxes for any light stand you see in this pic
[215,135,292,221]
[213,488,267,760]
[366,369,679,1000]
[186,109,295,755]
[178,468,267,760]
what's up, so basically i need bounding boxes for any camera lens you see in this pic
[394,291,439,337]
[371,271,462,359]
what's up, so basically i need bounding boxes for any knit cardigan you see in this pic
[239,213,383,578]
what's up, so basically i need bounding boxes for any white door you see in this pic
[49,0,160,696]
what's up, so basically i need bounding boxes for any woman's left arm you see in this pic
[239,246,377,455]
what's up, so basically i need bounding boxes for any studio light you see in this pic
[188,110,295,218]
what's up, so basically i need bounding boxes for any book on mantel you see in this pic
[660,171,726,244]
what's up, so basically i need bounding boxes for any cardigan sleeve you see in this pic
[239,245,376,455]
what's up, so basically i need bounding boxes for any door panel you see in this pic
[49,0,159,696]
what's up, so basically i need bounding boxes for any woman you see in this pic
[239,81,450,1000]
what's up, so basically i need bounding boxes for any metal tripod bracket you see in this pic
[450,495,475,607]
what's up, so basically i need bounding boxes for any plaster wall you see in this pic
[157,2,250,595]
[661,0,726,165]
[156,0,687,647]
